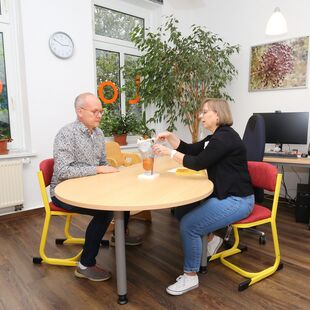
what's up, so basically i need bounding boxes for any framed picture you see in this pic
[249,36,309,91]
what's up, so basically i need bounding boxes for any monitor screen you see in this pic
[254,112,309,145]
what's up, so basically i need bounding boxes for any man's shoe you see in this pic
[166,274,199,296]
[74,265,111,282]
[207,235,223,257]
[110,234,143,246]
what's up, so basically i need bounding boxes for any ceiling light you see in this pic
[265,7,288,36]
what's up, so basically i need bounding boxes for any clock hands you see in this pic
[53,37,70,47]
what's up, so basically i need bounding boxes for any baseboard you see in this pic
[0,207,44,222]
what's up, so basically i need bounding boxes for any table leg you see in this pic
[114,211,128,305]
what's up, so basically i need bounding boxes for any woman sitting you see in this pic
[152,98,254,296]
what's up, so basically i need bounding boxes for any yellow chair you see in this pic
[106,141,141,167]
[33,158,84,266]
[105,141,152,224]
[204,161,283,291]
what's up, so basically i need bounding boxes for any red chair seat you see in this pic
[49,202,70,212]
[235,204,271,224]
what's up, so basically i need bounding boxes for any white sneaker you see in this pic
[207,235,223,257]
[166,274,199,296]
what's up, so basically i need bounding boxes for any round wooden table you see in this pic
[55,156,213,304]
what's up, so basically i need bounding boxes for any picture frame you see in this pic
[249,36,309,91]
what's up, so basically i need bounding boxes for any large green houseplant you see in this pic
[123,16,239,142]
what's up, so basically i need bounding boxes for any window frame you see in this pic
[92,0,149,116]
[0,0,28,152]
[93,4,144,45]
[0,0,10,24]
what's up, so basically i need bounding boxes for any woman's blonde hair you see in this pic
[202,98,233,126]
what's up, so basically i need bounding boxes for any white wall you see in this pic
[8,0,162,213]
[15,0,96,212]
[162,0,310,197]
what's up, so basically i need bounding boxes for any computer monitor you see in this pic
[254,112,309,146]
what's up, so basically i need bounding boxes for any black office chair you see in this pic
[243,114,265,163]
[242,114,267,244]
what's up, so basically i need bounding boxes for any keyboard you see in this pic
[264,152,298,158]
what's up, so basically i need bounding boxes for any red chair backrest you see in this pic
[247,161,277,192]
[39,158,54,187]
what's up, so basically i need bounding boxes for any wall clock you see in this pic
[49,32,74,59]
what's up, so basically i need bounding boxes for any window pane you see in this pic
[124,54,141,116]
[94,5,144,42]
[96,49,120,112]
[0,32,10,139]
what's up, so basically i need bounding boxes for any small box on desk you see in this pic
[296,184,310,223]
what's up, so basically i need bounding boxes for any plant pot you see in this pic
[113,134,127,146]
[0,139,9,155]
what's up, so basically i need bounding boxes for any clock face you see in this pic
[49,32,74,59]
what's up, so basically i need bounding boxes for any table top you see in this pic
[263,156,310,166]
[55,156,213,211]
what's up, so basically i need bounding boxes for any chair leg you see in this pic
[61,215,85,245]
[130,210,152,222]
[33,213,82,267]
[199,235,208,273]
[220,222,282,290]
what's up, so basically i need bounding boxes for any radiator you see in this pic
[0,160,24,209]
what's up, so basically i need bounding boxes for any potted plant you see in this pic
[0,132,12,155]
[100,108,141,145]
[123,16,239,142]
[137,111,156,139]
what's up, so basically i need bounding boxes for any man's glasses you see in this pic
[80,107,103,117]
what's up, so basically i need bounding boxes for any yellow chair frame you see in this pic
[33,161,84,266]
[208,168,283,291]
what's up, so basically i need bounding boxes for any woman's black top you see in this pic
[177,125,253,200]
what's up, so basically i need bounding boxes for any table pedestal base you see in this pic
[114,211,128,305]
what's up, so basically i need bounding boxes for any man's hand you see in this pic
[96,165,119,174]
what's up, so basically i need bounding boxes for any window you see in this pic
[0,0,27,152]
[0,32,10,139]
[96,49,121,113]
[94,6,144,42]
[124,54,140,115]
[93,1,148,118]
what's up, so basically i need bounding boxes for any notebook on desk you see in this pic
[264,152,298,158]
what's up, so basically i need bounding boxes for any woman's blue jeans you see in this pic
[179,195,254,273]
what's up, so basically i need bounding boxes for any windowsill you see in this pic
[121,144,137,150]
[0,150,37,160]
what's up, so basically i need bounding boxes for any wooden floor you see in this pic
[0,199,309,310]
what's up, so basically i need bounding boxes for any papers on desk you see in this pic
[168,167,206,176]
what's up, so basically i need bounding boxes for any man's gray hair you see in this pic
[74,92,95,109]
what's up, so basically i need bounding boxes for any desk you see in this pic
[263,156,310,168]
[264,156,310,227]
[264,156,310,183]
[55,156,213,304]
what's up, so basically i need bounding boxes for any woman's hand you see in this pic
[156,131,172,142]
[96,165,119,174]
[156,131,180,149]
[152,143,172,157]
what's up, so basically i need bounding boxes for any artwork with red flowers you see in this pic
[249,36,309,91]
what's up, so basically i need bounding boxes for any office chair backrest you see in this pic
[248,161,277,192]
[39,158,54,187]
[243,114,265,161]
